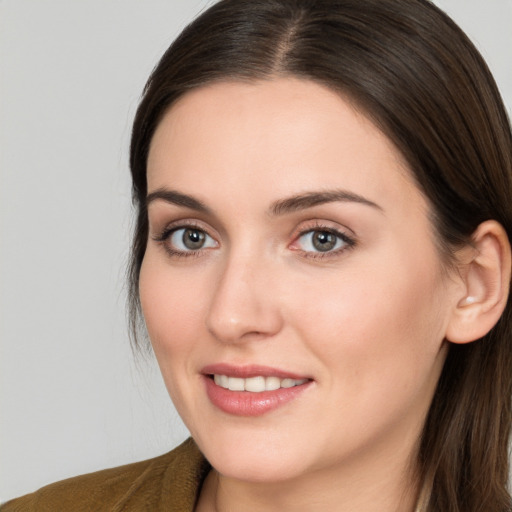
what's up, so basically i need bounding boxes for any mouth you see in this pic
[201,364,313,416]
[210,374,309,392]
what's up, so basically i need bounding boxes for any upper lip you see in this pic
[201,363,311,380]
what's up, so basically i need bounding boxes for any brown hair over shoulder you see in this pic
[128,1,512,510]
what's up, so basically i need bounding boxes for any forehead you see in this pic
[146,78,424,219]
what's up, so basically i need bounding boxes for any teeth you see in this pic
[281,378,296,388]
[265,376,281,391]
[214,374,228,387]
[213,375,307,392]
[228,377,245,391]
[245,376,266,392]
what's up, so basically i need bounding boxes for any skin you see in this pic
[140,78,466,512]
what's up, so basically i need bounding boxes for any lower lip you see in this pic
[203,376,312,416]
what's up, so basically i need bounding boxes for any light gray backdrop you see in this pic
[1,0,511,503]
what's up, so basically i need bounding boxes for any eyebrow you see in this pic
[146,188,211,213]
[145,187,382,215]
[269,190,383,216]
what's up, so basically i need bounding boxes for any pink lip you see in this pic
[201,363,309,380]
[201,364,312,417]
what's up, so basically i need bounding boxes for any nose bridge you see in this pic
[205,244,282,343]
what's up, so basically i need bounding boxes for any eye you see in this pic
[295,229,353,254]
[165,227,217,253]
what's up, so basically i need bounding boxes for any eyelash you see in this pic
[291,222,356,259]
[152,222,216,259]
[152,222,356,260]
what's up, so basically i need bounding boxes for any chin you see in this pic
[191,426,313,483]
[209,450,308,483]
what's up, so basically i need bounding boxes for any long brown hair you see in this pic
[128,1,512,510]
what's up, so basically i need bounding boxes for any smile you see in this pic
[213,374,308,392]
[202,366,313,416]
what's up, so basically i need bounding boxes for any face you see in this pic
[140,78,459,484]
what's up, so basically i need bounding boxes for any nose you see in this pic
[205,251,284,344]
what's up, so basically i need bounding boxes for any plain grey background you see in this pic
[1,0,511,504]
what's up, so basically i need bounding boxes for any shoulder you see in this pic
[1,438,210,512]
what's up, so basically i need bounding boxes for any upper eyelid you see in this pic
[291,219,356,239]
[153,224,218,258]
[154,225,213,241]
[151,218,216,238]
[150,218,357,246]
[146,201,222,234]
[293,226,356,245]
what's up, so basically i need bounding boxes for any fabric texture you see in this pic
[1,438,211,512]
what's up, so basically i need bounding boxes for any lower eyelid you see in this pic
[152,225,219,259]
[152,221,355,259]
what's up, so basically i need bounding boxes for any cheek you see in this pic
[289,248,449,398]
[288,263,449,459]
[139,254,208,364]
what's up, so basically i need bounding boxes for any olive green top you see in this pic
[1,438,210,512]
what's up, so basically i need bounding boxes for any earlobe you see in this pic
[446,220,511,344]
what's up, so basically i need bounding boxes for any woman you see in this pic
[3,0,511,510]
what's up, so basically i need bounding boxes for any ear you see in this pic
[446,220,511,344]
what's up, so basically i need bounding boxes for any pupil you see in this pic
[313,231,336,252]
[183,229,205,249]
